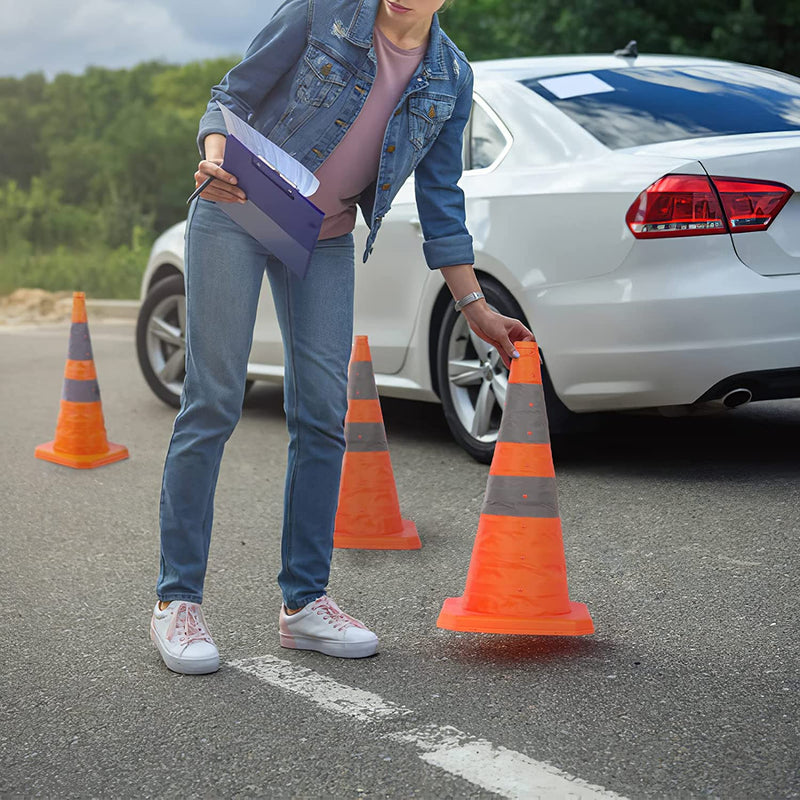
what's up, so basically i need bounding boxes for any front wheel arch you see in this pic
[433,274,572,463]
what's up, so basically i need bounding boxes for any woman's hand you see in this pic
[461,301,535,368]
[194,135,246,203]
[194,158,247,204]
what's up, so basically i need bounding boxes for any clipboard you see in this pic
[217,135,324,279]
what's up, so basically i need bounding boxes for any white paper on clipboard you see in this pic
[217,102,320,197]
[538,73,615,100]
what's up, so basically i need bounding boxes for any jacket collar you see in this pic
[345,0,449,79]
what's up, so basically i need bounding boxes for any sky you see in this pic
[1,0,282,79]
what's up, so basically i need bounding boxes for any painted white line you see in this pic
[228,656,628,800]
[389,724,625,800]
[228,655,412,722]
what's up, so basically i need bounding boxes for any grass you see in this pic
[0,241,151,299]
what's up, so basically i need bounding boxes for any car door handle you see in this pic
[409,218,423,238]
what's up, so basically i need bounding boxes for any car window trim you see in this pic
[463,92,513,176]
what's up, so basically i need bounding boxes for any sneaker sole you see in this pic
[150,622,220,675]
[279,631,378,659]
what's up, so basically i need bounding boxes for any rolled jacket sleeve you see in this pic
[197,0,310,156]
[414,66,475,270]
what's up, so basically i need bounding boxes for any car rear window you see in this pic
[522,66,800,149]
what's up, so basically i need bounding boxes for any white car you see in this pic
[137,52,800,462]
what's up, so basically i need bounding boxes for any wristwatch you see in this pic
[454,291,485,312]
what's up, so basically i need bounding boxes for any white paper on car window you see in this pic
[538,74,615,100]
[217,101,319,196]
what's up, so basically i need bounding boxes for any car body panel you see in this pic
[350,179,431,375]
[534,234,800,410]
[623,132,800,276]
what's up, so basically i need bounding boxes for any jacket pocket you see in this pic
[407,93,456,150]
[295,44,352,108]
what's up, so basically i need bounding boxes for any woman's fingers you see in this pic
[468,314,535,368]
[194,159,247,203]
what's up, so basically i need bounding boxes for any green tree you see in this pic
[441,0,800,76]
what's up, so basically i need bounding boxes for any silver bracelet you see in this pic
[454,291,485,312]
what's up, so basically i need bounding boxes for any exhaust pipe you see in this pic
[720,388,752,408]
[659,387,754,417]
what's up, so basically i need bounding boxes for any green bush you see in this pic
[0,238,151,299]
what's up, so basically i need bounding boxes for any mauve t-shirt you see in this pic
[309,26,426,240]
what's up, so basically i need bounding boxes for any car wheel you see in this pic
[136,274,255,408]
[436,277,572,464]
[136,274,188,408]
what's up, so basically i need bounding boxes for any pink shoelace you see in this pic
[310,597,367,632]
[165,602,213,647]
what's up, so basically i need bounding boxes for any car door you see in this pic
[352,178,431,374]
[249,182,430,377]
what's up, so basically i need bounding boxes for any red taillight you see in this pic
[626,175,726,238]
[626,174,792,239]
[713,177,792,232]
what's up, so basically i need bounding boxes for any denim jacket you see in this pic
[197,0,474,268]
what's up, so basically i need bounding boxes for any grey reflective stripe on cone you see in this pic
[67,323,94,361]
[62,378,101,403]
[347,362,379,400]
[498,384,550,444]
[344,422,389,452]
[482,475,560,518]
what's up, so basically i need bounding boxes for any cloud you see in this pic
[163,0,279,47]
[0,0,280,78]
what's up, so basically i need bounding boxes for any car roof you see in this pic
[472,54,740,81]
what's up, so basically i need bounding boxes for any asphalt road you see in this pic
[1,320,798,799]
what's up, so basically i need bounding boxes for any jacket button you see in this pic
[386,145,395,153]
[381,183,391,191]
[394,108,402,116]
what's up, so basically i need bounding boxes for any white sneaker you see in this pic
[279,596,378,658]
[150,601,220,675]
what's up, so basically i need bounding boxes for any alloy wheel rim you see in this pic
[446,310,508,444]
[145,293,186,396]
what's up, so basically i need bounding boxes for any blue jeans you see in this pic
[157,198,354,609]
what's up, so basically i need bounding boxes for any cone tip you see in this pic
[509,341,542,384]
[352,334,372,361]
[72,291,88,323]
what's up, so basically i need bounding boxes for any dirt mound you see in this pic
[0,289,74,325]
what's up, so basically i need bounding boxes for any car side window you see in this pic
[469,100,507,170]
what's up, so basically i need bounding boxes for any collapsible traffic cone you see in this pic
[35,292,129,469]
[437,341,593,635]
[334,336,420,549]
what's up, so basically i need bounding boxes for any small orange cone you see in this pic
[35,292,129,469]
[437,341,593,635]
[334,335,420,550]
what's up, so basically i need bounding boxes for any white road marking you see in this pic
[228,655,627,800]
[228,655,412,722]
[389,725,625,800]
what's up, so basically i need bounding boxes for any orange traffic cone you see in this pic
[437,341,593,635]
[35,292,129,469]
[334,335,420,550]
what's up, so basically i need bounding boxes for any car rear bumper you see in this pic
[531,238,800,412]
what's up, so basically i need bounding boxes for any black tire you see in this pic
[435,276,573,463]
[136,274,255,408]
